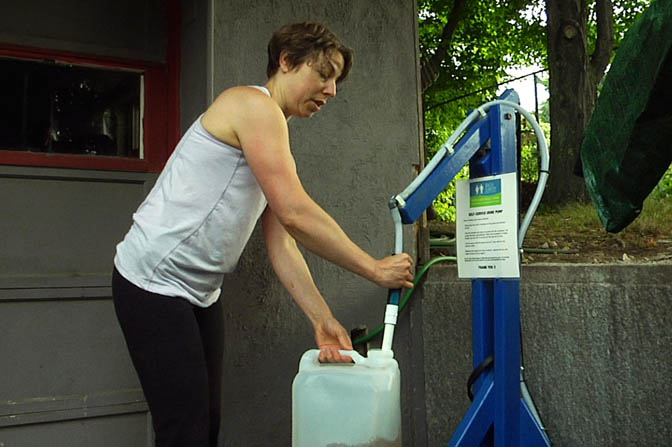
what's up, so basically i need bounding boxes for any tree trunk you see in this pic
[544,0,613,206]
[545,0,591,205]
[420,0,470,92]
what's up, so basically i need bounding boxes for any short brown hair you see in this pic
[266,22,354,83]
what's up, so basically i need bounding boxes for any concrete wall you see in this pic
[209,1,423,446]
[422,263,672,447]
[0,1,166,444]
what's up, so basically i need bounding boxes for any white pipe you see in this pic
[383,303,399,352]
[521,369,546,430]
[391,207,403,255]
[397,98,549,248]
[383,98,549,353]
[382,209,404,352]
[471,99,549,247]
[382,324,395,351]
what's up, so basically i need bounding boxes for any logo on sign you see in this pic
[470,179,502,207]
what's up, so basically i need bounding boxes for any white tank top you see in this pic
[114,86,269,307]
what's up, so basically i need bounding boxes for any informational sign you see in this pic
[456,172,520,278]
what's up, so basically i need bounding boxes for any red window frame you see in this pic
[0,6,180,172]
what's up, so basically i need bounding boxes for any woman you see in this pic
[112,22,414,447]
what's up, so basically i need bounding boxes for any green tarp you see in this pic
[581,0,672,232]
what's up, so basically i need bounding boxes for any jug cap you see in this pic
[365,349,395,367]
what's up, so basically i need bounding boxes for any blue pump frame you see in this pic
[388,90,551,447]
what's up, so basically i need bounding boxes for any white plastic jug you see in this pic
[292,349,401,447]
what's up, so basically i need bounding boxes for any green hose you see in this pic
[354,239,576,346]
[429,237,456,247]
[430,237,578,254]
[353,255,457,346]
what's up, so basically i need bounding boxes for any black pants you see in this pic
[112,268,223,447]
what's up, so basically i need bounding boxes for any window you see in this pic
[1,57,143,158]
[0,44,179,172]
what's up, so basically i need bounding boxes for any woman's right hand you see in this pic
[373,253,415,289]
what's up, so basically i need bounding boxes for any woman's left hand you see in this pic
[315,316,354,363]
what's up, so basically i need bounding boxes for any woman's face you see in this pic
[283,50,344,118]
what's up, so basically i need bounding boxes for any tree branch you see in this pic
[420,0,470,92]
[590,0,614,83]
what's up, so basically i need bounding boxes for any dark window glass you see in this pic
[0,57,142,158]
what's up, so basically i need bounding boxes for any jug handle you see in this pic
[338,350,365,364]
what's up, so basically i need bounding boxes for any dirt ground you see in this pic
[429,220,672,265]
[520,221,672,264]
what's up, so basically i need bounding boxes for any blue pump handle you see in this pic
[387,288,401,306]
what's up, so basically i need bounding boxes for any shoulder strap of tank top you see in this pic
[249,85,271,97]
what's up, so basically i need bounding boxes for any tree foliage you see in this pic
[588,0,651,51]
[419,0,651,218]
[419,0,547,156]
[419,0,547,220]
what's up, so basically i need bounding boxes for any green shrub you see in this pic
[652,165,672,199]
[432,166,470,222]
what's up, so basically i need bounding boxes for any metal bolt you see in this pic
[504,113,513,120]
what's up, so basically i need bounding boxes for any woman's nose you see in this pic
[324,79,336,97]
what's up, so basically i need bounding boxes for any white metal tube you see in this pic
[398,107,486,201]
[521,370,546,430]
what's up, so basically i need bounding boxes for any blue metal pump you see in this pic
[382,90,551,447]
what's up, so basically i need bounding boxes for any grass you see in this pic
[521,194,672,262]
[531,193,672,238]
[430,193,672,264]
[627,194,672,236]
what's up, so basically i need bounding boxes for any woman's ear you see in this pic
[278,50,292,74]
